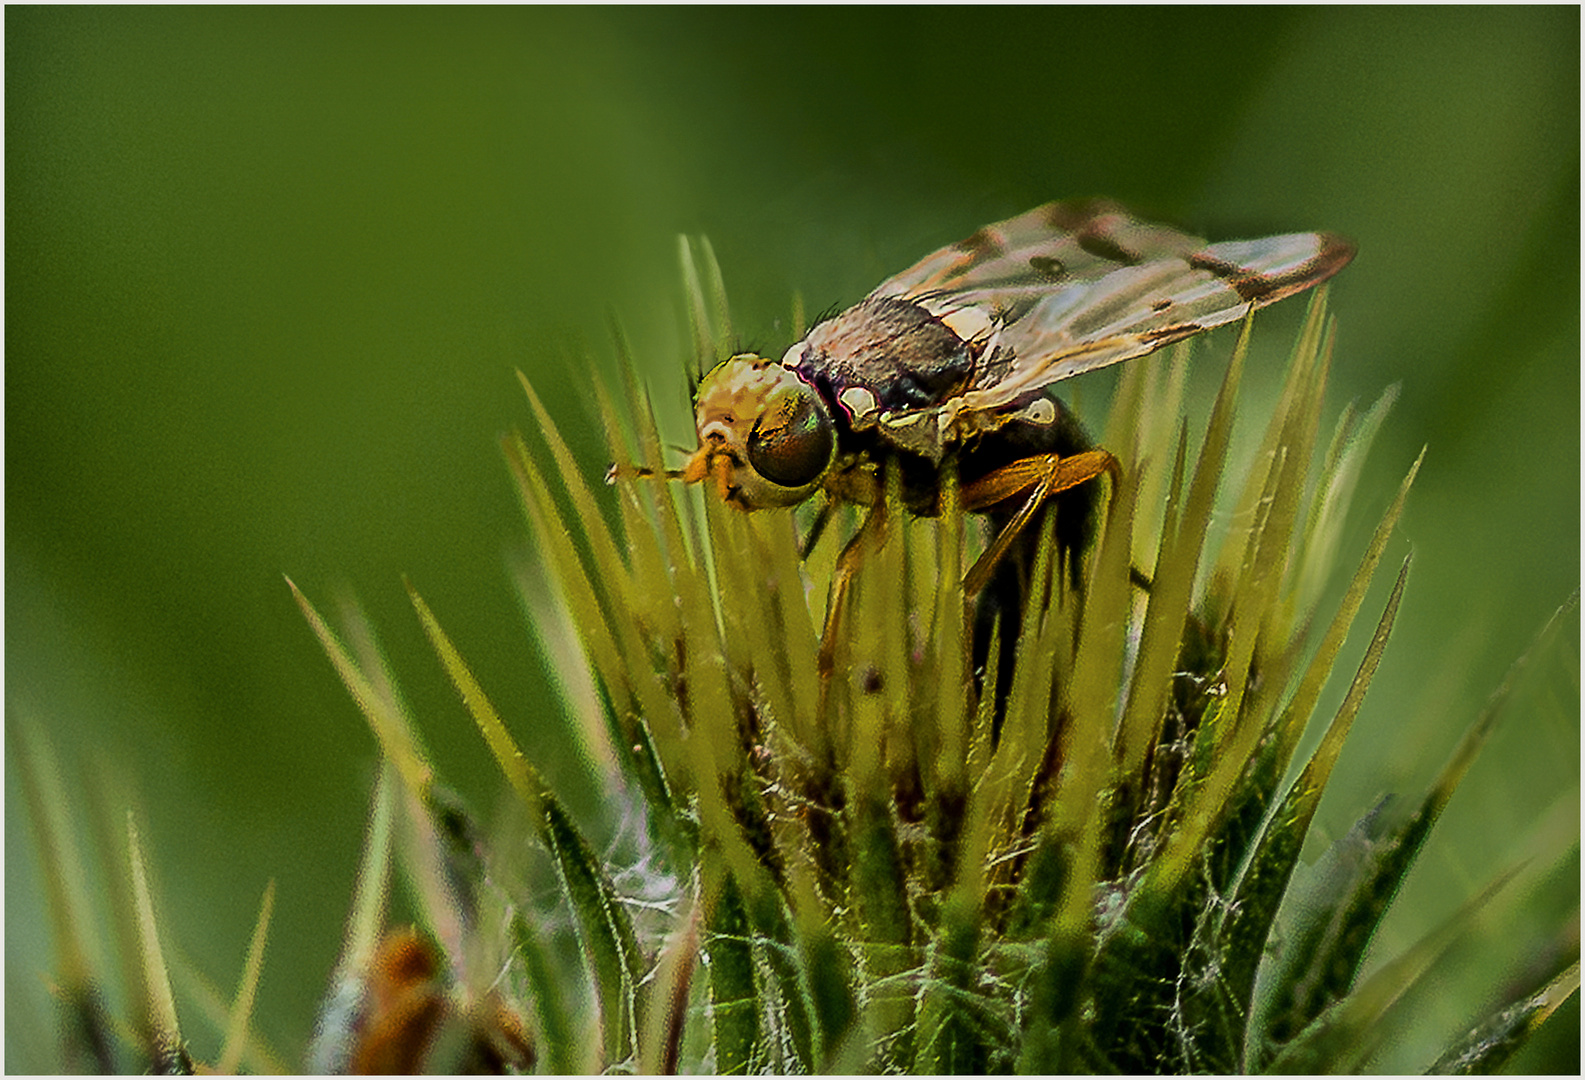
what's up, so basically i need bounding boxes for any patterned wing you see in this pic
[871,199,1199,302]
[871,201,1354,416]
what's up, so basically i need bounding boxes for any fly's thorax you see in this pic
[787,296,984,417]
[775,295,1008,465]
[688,354,836,509]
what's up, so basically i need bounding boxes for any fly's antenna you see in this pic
[605,462,688,486]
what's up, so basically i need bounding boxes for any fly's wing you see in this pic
[871,199,1197,302]
[871,200,1354,413]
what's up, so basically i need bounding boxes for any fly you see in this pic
[638,200,1353,683]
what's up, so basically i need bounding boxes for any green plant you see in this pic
[16,241,1577,1074]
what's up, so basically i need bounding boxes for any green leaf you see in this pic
[510,909,588,1075]
[1079,897,1183,1073]
[1255,794,1418,1056]
[1287,384,1399,621]
[1051,436,1142,891]
[519,373,637,618]
[548,796,646,1065]
[1428,959,1580,1074]
[927,464,970,802]
[680,505,778,897]
[1209,289,1330,591]
[849,788,915,1064]
[913,900,994,1074]
[215,879,275,1075]
[742,891,819,1073]
[707,869,761,1074]
[406,581,546,822]
[1253,592,1580,1061]
[680,235,715,379]
[680,234,734,374]
[601,337,689,651]
[1145,305,1340,915]
[9,717,118,1074]
[308,764,396,1075]
[503,425,629,705]
[799,920,858,1069]
[127,814,193,1074]
[287,577,434,799]
[976,511,1061,865]
[1113,314,1249,804]
[510,377,695,798]
[638,893,701,1076]
[543,797,646,1068]
[1263,447,1426,793]
[1262,865,1521,1073]
[1195,554,1412,1067]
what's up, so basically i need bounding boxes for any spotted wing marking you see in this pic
[870,200,1354,430]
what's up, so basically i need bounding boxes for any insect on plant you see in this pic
[636,200,1354,682]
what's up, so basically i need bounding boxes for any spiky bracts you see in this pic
[16,244,1576,1074]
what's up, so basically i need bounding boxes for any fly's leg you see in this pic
[960,449,1120,597]
[812,450,1112,718]
[961,448,1117,741]
[816,501,890,687]
[799,496,837,560]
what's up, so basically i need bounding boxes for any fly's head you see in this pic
[685,354,835,509]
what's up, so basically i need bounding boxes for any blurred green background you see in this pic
[7,7,1577,1072]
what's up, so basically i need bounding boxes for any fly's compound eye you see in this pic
[746,381,833,489]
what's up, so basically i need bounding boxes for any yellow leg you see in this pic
[813,449,1115,705]
[816,502,891,683]
[960,449,1119,597]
